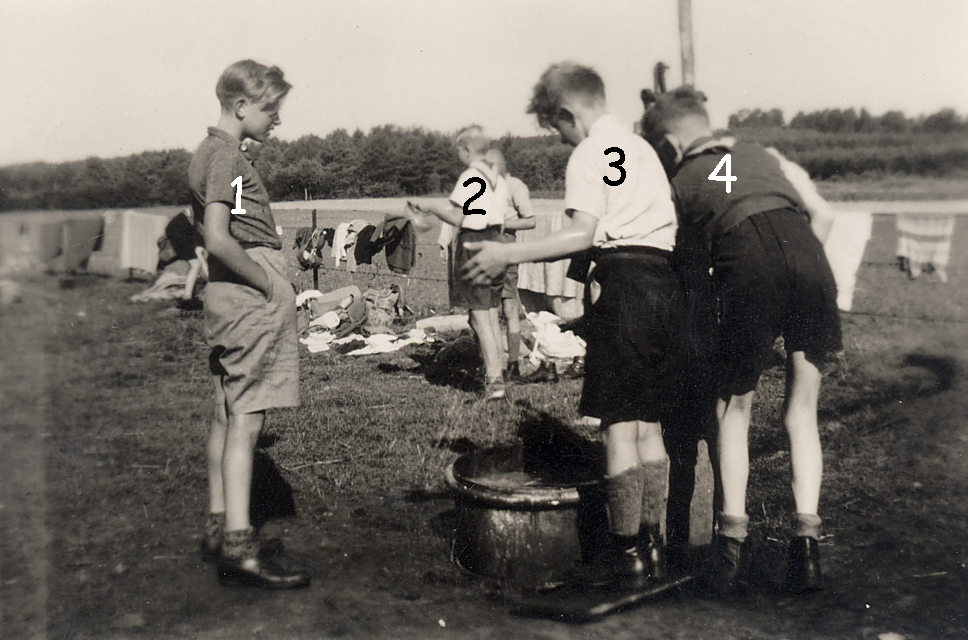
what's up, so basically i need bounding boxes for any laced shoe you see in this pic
[217,529,309,590]
[639,523,669,581]
[560,356,585,379]
[705,534,751,596]
[782,536,824,595]
[519,360,559,384]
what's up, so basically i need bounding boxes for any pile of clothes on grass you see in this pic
[297,284,430,355]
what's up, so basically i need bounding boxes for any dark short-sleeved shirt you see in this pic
[188,127,282,250]
[671,137,806,251]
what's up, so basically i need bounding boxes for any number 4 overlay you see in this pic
[707,154,737,193]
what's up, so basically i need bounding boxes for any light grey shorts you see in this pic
[204,247,299,414]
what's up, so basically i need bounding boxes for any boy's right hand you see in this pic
[461,240,509,285]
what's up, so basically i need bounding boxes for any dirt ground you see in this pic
[2,215,968,640]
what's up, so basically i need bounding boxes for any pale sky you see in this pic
[1,0,966,166]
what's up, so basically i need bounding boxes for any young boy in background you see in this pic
[484,149,536,381]
[188,59,309,589]
[642,86,841,596]
[464,63,685,588]
[413,126,510,400]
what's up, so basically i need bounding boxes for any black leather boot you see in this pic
[506,361,522,382]
[639,523,669,581]
[217,529,310,590]
[706,534,751,596]
[782,536,824,595]
[560,356,585,379]
[519,360,559,384]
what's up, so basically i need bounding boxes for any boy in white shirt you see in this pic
[464,63,686,587]
[413,126,510,400]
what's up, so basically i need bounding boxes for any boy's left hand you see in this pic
[461,241,508,285]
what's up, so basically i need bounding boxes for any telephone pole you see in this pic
[679,0,695,86]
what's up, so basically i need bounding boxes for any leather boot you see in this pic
[217,529,310,590]
[639,523,669,581]
[506,361,522,382]
[560,356,585,379]
[706,534,750,596]
[519,360,559,384]
[782,536,824,595]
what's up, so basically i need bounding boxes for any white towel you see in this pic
[824,211,873,311]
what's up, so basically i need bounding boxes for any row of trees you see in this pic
[2,107,966,212]
[730,107,967,135]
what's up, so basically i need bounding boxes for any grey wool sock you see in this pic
[205,512,225,549]
[605,467,644,537]
[794,513,822,540]
[222,527,258,561]
[640,458,670,537]
[717,512,750,541]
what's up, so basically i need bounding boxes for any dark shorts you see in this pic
[713,208,842,397]
[451,227,505,310]
[498,232,519,300]
[578,247,687,426]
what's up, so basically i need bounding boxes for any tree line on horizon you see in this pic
[1,107,966,212]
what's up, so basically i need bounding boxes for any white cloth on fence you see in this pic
[824,210,873,311]
[896,214,955,282]
[515,213,583,298]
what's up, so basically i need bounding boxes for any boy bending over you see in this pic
[642,86,841,595]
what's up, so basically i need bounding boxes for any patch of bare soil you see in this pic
[2,272,967,640]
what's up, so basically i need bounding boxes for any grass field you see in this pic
[2,201,967,639]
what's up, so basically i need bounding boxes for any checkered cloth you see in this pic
[896,214,955,282]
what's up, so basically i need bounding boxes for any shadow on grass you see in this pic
[250,450,296,532]
[819,352,959,424]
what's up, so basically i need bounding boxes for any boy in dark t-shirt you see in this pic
[188,59,308,590]
[642,86,841,596]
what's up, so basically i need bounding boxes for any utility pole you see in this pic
[679,0,695,86]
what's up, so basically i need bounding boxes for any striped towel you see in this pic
[896,214,955,282]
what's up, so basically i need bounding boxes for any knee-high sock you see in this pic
[605,466,644,538]
[640,459,669,538]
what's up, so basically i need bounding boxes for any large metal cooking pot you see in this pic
[444,443,608,589]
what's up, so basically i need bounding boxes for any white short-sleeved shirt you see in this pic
[449,160,508,231]
[564,114,677,250]
[505,175,536,223]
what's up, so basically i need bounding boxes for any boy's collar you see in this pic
[683,135,735,158]
[470,159,500,187]
[208,127,244,150]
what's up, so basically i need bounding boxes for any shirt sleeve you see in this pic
[766,147,832,221]
[564,143,607,220]
[510,179,535,219]
[204,149,242,207]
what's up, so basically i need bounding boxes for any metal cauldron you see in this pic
[444,443,607,589]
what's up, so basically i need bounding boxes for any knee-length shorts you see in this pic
[578,247,687,426]
[712,209,842,397]
[204,247,300,414]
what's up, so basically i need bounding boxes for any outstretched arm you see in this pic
[462,210,597,285]
[410,200,465,228]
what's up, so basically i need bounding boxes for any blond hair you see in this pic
[216,60,292,110]
[453,124,491,154]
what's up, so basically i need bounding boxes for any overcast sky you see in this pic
[1,0,966,166]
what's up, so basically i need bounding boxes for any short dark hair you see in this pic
[641,85,709,138]
[527,62,606,129]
